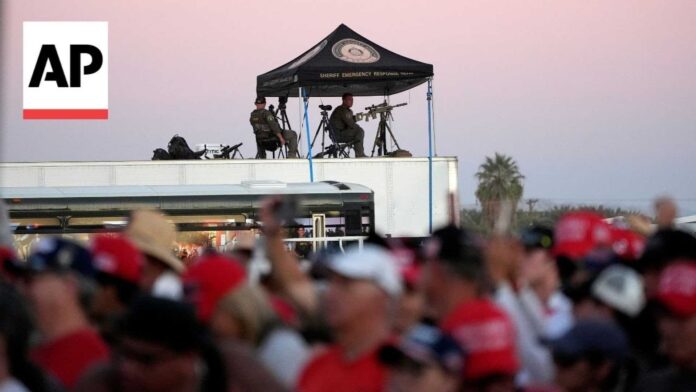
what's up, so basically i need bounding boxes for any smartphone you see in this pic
[273,195,299,225]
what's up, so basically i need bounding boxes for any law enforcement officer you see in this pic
[329,93,367,158]
[250,97,299,159]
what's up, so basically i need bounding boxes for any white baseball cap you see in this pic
[591,264,645,317]
[328,244,403,297]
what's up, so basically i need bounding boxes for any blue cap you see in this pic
[27,237,95,278]
[379,323,465,374]
[549,319,628,362]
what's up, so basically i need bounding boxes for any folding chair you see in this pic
[314,124,352,159]
[255,133,287,159]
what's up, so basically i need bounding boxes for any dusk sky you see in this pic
[2,1,695,214]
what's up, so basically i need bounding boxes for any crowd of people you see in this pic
[0,196,695,392]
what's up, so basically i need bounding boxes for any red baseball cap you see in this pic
[400,262,421,289]
[657,261,696,317]
[0,246,22,280]
[0,246,17,261]
[183,253,246,322]
[91,235,143,285]
[389,243,421,289]
[553,211,613,260]
[610,227,645,261]
[441,298,519,380]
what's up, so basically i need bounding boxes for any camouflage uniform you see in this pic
[249,109,299,158]
[329,105,367,157]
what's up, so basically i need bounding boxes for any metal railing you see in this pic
[282,236,367,253]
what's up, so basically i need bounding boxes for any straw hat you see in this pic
[125,209,185,273]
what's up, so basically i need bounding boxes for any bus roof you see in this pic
[1,181,372,200]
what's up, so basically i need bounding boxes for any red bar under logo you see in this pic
[23,109,108,120]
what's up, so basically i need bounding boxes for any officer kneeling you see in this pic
[250,97,299,159]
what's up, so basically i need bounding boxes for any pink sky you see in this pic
[2,0,696,212]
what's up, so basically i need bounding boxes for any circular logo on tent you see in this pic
[289,40,327,69]
[332,39,380,63]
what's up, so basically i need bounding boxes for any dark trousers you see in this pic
[255,130,299,158]
[334,126,366,157]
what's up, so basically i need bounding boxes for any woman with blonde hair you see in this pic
[212,284,309,388]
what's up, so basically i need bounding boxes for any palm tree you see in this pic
[475,153,525,228]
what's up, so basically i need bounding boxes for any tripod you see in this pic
[270,102,293,133]
[310,106,349,158]
[204,143,244,159]
[268,99,293,158]
[216,143,244,159]
[371,110,401,157]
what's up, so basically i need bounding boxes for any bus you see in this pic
[2,180,374,258]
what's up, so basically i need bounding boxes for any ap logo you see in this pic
[23,22,108,120]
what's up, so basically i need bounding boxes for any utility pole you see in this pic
[526,199,539,214]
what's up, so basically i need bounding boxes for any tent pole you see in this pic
[298,88,303,157]
[431,78,437,157]
[427,78,433,234]
[301,87,314,182]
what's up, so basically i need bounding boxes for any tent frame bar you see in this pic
[301,87,315,182]
[427,77,434,233]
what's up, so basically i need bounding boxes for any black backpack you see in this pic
[167,135,205,159]
[152,148,171,160]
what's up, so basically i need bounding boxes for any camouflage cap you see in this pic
[254,97,266,104]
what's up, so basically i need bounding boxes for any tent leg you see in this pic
[301,87,314,182]
[427,78,434,234]
[298,89,303,157]
[431,78,437,157]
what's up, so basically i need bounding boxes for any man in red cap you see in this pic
[610,227,646,262]
[0,246,22,284]
[25,238,109,389]
[633,229,696,371]
[422,225,519,391]
[553,211,614,286]
[181,253,246,323]
[90,235,144,340]
[553,212,613,261]
[635,260,696,391]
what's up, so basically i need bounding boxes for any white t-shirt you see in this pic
[151,271,183,300]
[495,282,554,385]
[257,327,310,387]
[0,378,30,392]
[544,291,574,339]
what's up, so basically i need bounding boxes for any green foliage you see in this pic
[461,204,644,235]
[460,208,487,234]
[468,153,643,234]
[474,153,525,228]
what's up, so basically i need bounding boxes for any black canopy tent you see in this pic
[256,24,433,97]
[255,24,437,232]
